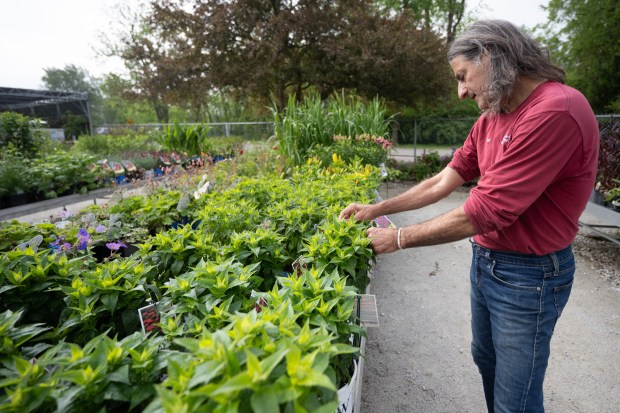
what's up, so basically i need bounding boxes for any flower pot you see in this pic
[5,192,30,207]
[337,359,359,413]
[92,242,139,262]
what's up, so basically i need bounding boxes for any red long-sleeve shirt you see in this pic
[448,81,599,255]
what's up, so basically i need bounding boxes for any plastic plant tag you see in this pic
[121,160,137,172]
[108,161,125,176]
[380,162,388,177]
[177,193,191,212]
[193,181,211,199]
[292,256,309,278]
[250,290,268,313]
[138,303,161,334]
[373,215,395,229]
[353,294,379,328]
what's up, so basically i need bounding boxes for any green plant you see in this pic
[0,145,30,195]
[155,123,212,156]
[71,134,158,156]
[0,112,38,156]
[274,92,392,166]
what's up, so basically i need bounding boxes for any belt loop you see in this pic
[550,252,560,276]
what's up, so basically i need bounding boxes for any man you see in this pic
[339,20,599,413]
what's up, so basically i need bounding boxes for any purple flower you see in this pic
[76,228,90,251]
[95,224,106,233]
[106,241,127,251]
[59,209,72,219]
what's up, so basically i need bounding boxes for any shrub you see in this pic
[0,112,39,156]
[597,119,620,197]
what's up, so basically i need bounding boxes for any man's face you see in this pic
[449,54,489,111]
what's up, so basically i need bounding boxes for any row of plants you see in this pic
[0,147,107,206]
[0,151,381,412]
[0,135,247,211]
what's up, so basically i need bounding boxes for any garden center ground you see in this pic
[361,182,620,412]
[3,181,619,413]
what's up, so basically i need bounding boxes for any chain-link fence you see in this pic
[95,122,275,141]
[390,115,619,146]
[98,115,617,147]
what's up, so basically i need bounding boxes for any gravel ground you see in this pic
[572,233,620,288]
[360,182,620,413]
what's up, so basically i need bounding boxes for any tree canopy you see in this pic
[109,0,454,113]
[42,64,104,124]
[542,0,620,112]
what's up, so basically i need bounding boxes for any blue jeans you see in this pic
[469,241,574,413]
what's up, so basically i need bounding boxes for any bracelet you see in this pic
[397,228,403,250]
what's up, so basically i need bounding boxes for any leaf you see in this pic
[188,359,225,389]
[250,387,280,413]
[101,292,119,314]
[107,364,131,385]
[171,259,184,275]
[103,382,132,402]
[53,385,83,413]
[209,373,253,396]
[297,369,336,390]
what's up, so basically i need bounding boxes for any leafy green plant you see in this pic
[274,92,391,166]
[0,145,30,196]
[0,157,383,412]
[71,134,157,156]
[155,123,212,156]
[0,112,39,156]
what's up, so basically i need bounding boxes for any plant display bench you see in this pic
[579,197,620,246]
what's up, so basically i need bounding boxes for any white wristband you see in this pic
[397,228,403,250]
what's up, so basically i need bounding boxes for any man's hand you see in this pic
[367,227,400,254]
[339,203,375,221]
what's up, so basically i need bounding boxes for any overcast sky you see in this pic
[0,0,549,90]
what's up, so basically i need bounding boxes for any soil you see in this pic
[360,182,620,413]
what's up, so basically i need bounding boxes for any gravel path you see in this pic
[361,182,620,413]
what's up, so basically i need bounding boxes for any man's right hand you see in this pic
[339,203,375,221]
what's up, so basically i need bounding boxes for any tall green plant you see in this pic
[274,93,391,166]
[155,123,212,156]
[0,112,39,156]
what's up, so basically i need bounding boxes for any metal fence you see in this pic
[95,122,275,141]
[96,114,618,147]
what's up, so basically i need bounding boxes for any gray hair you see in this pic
[448,20,565,114]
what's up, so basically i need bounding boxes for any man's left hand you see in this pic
[367,227,400,254]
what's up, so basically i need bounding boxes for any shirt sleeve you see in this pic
[463,111,582,235]
[448,125,481,183]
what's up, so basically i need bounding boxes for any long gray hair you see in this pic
[448,20,565,114]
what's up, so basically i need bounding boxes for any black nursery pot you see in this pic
[5,192,30,207]
[92,243,139,262]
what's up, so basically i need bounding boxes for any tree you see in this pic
[42,64,105,125]
[146,0,452,110]
[102,2,212,124]
[541,0,620,112]
[375,0,466,44]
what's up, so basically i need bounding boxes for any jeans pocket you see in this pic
[553,278,573,317]
[487,259,542,292]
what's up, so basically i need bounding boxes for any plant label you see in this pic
[354,294,379,328]
[138,303,161,334]
[250,290,268,313]
[373,215,395,229]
